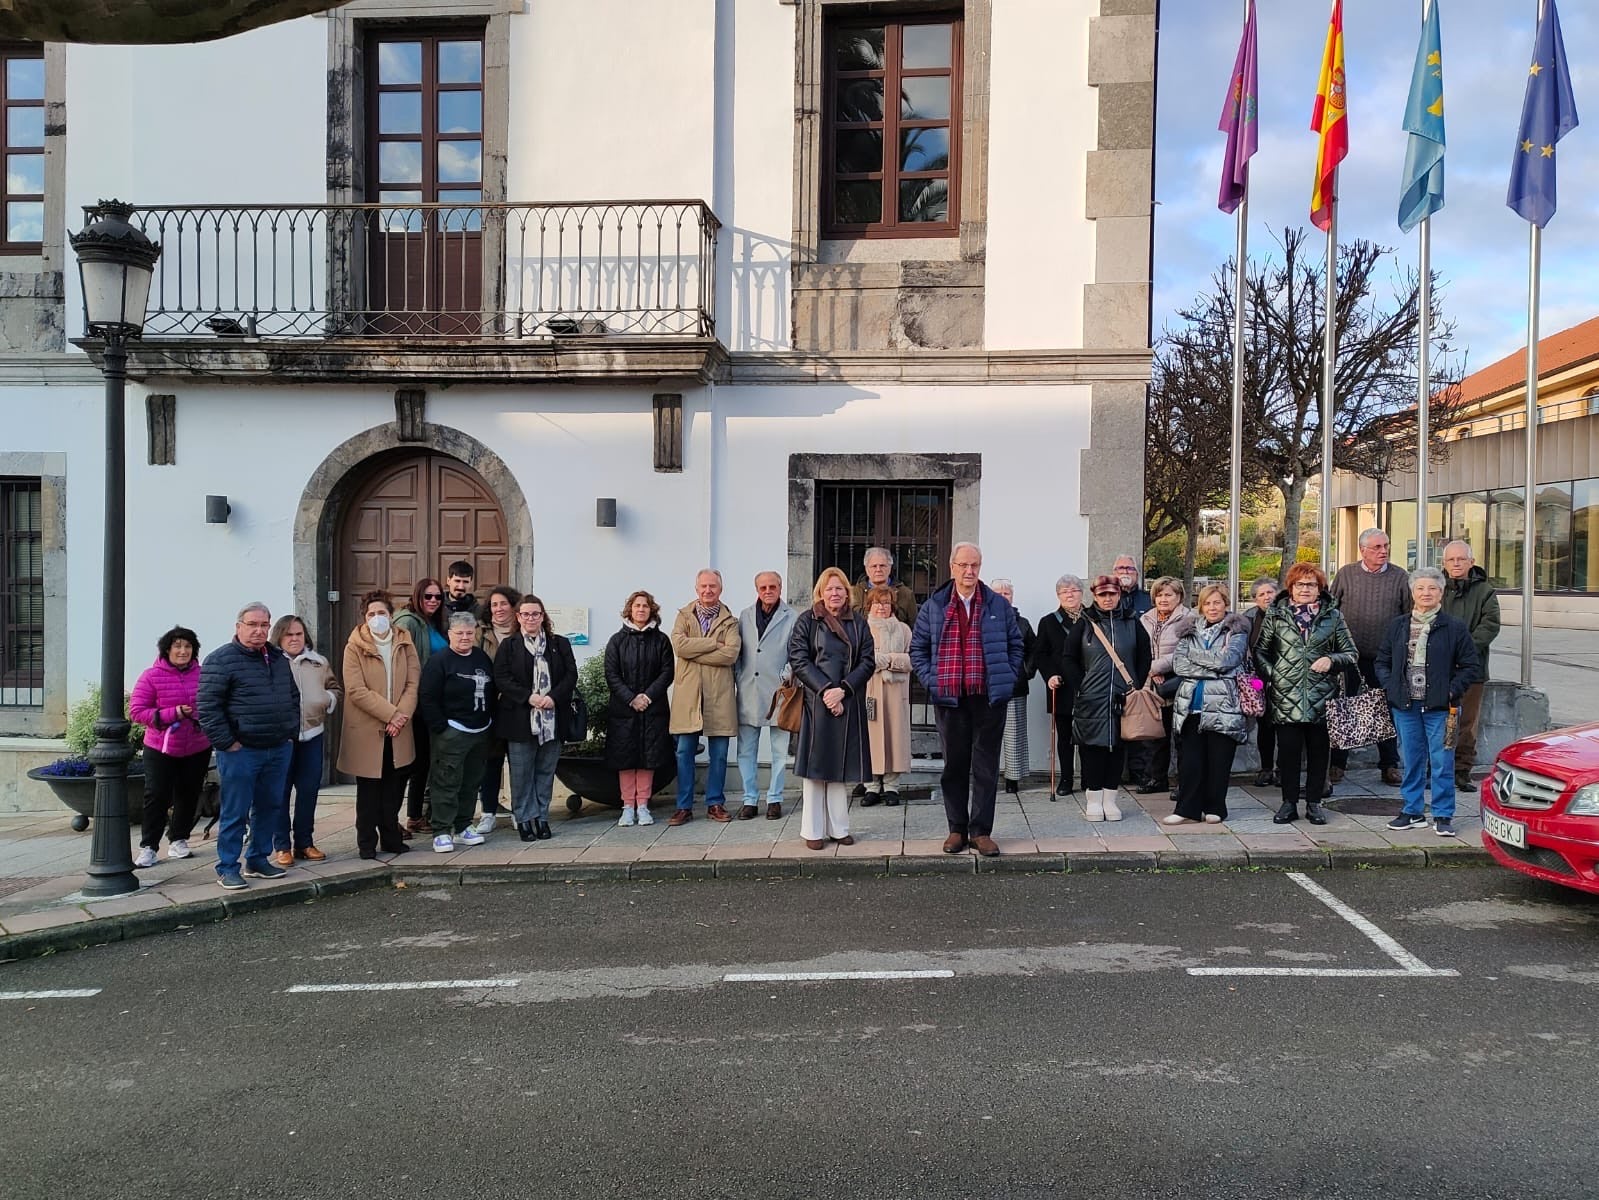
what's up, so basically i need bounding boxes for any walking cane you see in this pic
[1048,690,1058,801]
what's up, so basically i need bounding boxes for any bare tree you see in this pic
[1159,228,1465,579]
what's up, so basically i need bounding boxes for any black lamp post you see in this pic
[69,200,161,898]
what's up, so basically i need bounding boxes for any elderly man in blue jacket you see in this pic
[911,542,1024,858]
[197,601,301,889]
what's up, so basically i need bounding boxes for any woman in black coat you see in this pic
[1063,574,1152,823]
[1035,574,1086,797]
[789,567,876,850]
[493,594,577,841]
[603,589,676,827]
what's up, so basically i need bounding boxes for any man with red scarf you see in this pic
[910,543,1024,857]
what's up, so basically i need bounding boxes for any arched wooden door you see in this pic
[335,452,510,645]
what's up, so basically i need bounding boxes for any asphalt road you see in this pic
[3,868,1597,1200]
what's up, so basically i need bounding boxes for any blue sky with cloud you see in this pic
[1154,0,1597,371]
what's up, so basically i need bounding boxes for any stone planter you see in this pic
[554,754,675,812]
[26,764,148,832]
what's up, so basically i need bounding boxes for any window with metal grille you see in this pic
[1,478,44,705]
[814,481,952,734]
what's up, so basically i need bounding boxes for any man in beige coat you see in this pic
[669,568,741,825]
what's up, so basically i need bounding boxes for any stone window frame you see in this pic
[786,451,979,602]
[0,42,45,256]
[790,0,990,269]
[0,42,66,353]
[322,0,513,315]
[0,454,65,737]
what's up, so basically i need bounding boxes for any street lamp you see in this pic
[69,200,160,898]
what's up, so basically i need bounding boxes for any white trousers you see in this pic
[800,779,849,840]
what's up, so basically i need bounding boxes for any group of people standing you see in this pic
[127,528,1499,889]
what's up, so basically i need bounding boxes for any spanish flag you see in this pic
[1309,0,1349,232]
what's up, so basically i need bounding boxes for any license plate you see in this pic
[1485,809,1527,850]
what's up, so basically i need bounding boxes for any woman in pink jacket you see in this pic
[128,626,213,867]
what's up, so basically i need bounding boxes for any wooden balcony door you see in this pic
[366,30,485,335]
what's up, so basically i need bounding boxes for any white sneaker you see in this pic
[133,846,158,868]
[1102,792,1123,821]
[636,805,655,826]
[474,812,497,835]
[1085,791,1105,822]
[455,827,485,847]
[432,834,455,853]
[617,807,637,827]
[167,839,192,860]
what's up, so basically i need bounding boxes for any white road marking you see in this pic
[723,970,956,983]
[1187,872,1458,979]
[286,978,519,993]
[1187,967,1459,978]
[0,988,102,1000]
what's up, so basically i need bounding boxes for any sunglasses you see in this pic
[422,592,443,600]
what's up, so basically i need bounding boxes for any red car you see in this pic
[1481,721,1599,896]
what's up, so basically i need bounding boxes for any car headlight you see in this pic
[1567,784,1599,816]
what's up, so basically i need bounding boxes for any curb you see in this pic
[0,845,1495,961]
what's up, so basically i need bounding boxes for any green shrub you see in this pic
[63,686,145,759]
[571,654,609,754]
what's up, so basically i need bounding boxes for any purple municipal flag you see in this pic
[1218,0,1259,214]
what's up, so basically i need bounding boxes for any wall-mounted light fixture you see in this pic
[596,498,617,528]
[205,495,232,524]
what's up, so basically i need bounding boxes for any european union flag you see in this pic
[1507,0,1579,228]
[1398,2,1444,232]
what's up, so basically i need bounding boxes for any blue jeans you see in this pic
[1392,704,1456,820]
[215,741,291,875]
[276,735,324,852]
[675,733,730,811]
[736,723,790,804]
[507,738,562,824]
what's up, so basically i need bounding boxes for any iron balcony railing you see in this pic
[109,200,719,341]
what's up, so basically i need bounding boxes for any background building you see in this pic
[1331,314,1599,629]
[0,1,1157,807]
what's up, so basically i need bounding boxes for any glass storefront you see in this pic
[1357,474,1599,592]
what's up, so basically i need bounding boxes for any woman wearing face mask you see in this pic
[395,578,447,836]
[338,591,421,859]
[1034,575,1086,797]
[128,626,212,867]
[472,586,521,835]
[1063,574,1152,822]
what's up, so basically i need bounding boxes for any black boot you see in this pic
[1053,778,1073,799]
[536,819,553,840]
[1273,802,1299,824]
[1004,778,1020,795]
[1305,803,1328,825]
[518,821,536,842]
[861,783,881,808]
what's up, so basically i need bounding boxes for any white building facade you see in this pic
[0,0,1154,807]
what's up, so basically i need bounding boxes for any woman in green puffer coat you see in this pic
[1254,562,1357,827]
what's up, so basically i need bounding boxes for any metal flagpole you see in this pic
[1416,214,1431,567]
[1228,194,1247,602]
[1519,0,1547,687]
[1320,182,1337,569]
[1521,221,1540,685]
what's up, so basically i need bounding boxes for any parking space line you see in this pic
[0,988,102,1000]
[1187,872,1459,979]
[286,978,519,994]
[723,970,955,983]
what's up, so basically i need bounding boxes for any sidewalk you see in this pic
[0,767,1489,959]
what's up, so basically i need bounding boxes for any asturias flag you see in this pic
[1398,1,1445,232]
[1217,0,1258,215]
[1309,0,1349,232]
[1507,0,1579,228]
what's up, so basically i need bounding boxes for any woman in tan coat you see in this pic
[864,585,912,806]
[337,590,421,859]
